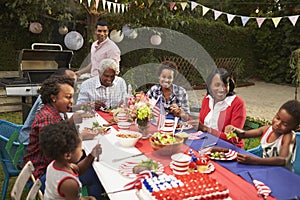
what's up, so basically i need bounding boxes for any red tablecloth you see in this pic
[98,111,275,200]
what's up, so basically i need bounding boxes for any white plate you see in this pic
[119,160,164,178]
[176,123,193,131]
[208,149,238,161]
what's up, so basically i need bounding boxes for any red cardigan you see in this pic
[199,94,246,148]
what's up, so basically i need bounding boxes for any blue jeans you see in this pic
[38,166,103,200]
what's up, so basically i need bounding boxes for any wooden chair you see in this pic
[11,161,44,200]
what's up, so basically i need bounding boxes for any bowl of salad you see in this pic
[150,132,184,156]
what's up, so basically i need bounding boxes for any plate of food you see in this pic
[176,122,193,131]
[119,158,164,178]
[208,149,238,161]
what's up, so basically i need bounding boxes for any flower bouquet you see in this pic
[128,92,152,138]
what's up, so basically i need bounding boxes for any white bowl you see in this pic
[115,131,142,147]
[117,121,131,130]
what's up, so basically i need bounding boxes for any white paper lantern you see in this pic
[122,24,138,39]
[122,24,131,36]
[150,34,162,45]
[58,26,68,35]
[110,30,124,43]
[29,22,43,34]
[128,30,138,39]
[64,31,84,50]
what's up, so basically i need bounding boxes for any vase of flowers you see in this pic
[128,92,152,139]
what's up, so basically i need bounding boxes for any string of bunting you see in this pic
[171,1,299,28]
[79,0,128,13]
[78,0,299,28]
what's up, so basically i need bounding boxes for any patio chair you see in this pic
[11,160,43,200]
[293,132,300,175]
[0,120,27,200]
[247,145,263,157]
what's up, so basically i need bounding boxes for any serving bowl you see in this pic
[115,131,142,147]
[150,133,184,156]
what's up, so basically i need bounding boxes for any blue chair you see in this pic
[0,120,27,200]
[293,132,300,175]
[247,145,263,157]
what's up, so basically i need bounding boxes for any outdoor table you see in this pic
[80,111,300,200]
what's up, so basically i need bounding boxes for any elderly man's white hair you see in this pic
[98,58,118,75]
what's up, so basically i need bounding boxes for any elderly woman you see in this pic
[147,61,190,121]
[23,76,103,199]
[76,58,127,110]
[197,68,246,148]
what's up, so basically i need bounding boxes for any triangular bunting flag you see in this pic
[256,18,265,28]
[272,17,282,28]
[121,4,125,13]
[202,6,210,16]
[191,1,199,11]
[227,14,235,24]
[107,1,112,12]
[214,10,222,20]
[241,16,250,26]
[113,2,117,13]
[288,15,299,26]
[148,0,154,7]
[180,2,187,11]
[87,0,91,7]
[102,0,106,10]
[170,2,176,11]
[95,0,100,10]
[117,3,121,13]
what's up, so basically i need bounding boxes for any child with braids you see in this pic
[40,120,102,200]
[225,100,300,170]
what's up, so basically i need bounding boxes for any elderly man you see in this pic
[76,58,127,110]
[75,19,121,77]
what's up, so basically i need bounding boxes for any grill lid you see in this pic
[19,43,73,71]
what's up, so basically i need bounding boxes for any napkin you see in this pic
[253,179,272,199]
[247,171,272,199]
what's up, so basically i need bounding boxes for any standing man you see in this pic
[76,19,121,77]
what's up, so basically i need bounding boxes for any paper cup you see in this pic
[117,113,128,122]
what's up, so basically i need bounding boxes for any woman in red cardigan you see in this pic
[197,68,246,148]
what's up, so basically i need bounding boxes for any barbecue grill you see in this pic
[0,43,73,121]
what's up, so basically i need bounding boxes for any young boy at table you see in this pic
[225,100,300,170]
[40,120,102,200]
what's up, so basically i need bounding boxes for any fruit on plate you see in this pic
[90,121,110,134]
[211,151,226,159]
[132,159,159,174]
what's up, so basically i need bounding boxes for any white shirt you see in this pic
[204,95,236,130]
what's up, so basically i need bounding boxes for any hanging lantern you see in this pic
[64,31,84,50]
[110,30,124,43]
[58,26,69,35]
[128,30,138,39]
[122,24,138,39]
[150,34,161,45]
[29,22,43,34]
